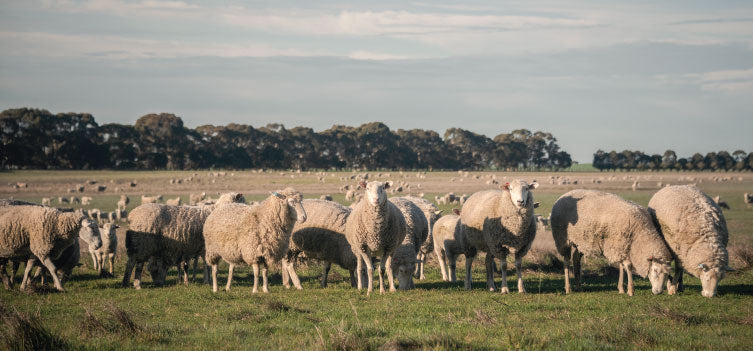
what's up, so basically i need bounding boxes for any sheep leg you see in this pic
[122,257,135,287]
[360,252,374,295]
[211,264,218,293]
[376,257,385,294]
[0,259,12,290]
[225,264,234,291]
[563,253,571,294]
[108,254,115,275]
[436,249,448,281]
[191,257,198,283]
[675,262,684,292]
[485,254,497,292]
[413,253,421,278]
[464,255,475,290]
[623,261,634,296]
[133,262,144,290]
[355,254,364,290]
[618,263,625,294]
[20,258,37,290]
[499,257,510,294]
[449,254,457,282]
[261,263,269,293]
[573,250,582,292]
[281,259,291,289]
[285,260,302,290]
[40,256,64,291]
[385,254,396,292]
[90,250,99,272]
[348,269,356,288]
[321,262,332,288]
[251,263,259,293]
[514,255,525,294]
[181,261,189,286]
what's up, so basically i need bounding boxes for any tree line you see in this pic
[593,149,753,171]
[0,108,572,171]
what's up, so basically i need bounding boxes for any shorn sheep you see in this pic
[282,199,362,289]
[204,188,306,293]
[123,192,245,289]
[459,180,539,293]
[649,185,732,298]
[551,189,673,296]
[388,197,428,290]
[433,208,464,282]
[345,181,406,295]
[403,195,442,280]
[0,203,101,291]
[90,223,118,276]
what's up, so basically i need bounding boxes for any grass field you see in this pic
[2,170,752,350]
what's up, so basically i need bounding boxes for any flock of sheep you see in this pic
[0,177,734,298]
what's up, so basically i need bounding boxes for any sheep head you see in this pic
[272,188,307,223]
[363,181,388,207]
[646,256,671,295]
[697,263,730,298]
[502,180,539,209]
[80,217,102,250]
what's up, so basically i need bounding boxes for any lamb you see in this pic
[459,180,538,293]
[551,189,673,296]
[388,197,429,290]
[117,195,129,210]
[0,203,101,291]
[403,195,441,280]
[282,199,362,289]
[648,185,732,298]
[204,188,306,293]
[123,192,246,289]
[433,209,464,282]
[166,197,182,206]
[90,223,118,276]
[345,181,406,295]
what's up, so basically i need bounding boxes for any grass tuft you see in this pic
[107,306,142,335]
[730,242,753,270]
[648,304,705,325]
[79,308,107,337]
[0,305,69,351]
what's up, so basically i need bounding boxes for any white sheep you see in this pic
[388,197,429,290]
[123,192,245,289]
[81,196,92,205]
[649,185,732,298]
[117,195,129,210]
[204,188,306,293]
[551,189,673,296]
[140,195,162,204]
[166,197,182,206]
[403,195,441,280]
[345,181,406,295]
[189,192,206,205]
[282,199,363,289]
[0,203,101,291]
[90,223,118,276]
[459,180,538,293]
[433,209,464,282]
[42,197,52,206]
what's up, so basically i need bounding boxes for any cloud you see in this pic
[692,68,753,92]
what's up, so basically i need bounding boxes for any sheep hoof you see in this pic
[500,287,510,294]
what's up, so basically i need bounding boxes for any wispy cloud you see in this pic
[692,68,753,92]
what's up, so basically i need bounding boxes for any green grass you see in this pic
[2,170,753,350]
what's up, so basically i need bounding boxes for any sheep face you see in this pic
[80,218,102,250]
[396,263,414,290]
[647,260,671,294]
[503,180,539,209]
[147,258,168,286]
[698,264,727,298]
[363,181,388,207]
[288,197,307,223]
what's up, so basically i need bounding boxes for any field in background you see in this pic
[1,170,752,350]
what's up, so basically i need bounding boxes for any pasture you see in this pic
[2,170,753,350]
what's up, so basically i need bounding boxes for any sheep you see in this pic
[649,185,732,298]
[42,198,52,206]
[282,199,362,289]
[403,195,442,280]
[140,195,162,204]
[551,189,673,296]
[459,180,539,293]
[189,192,206,205]
[166,197,182,206]
[81,196,92,205]
[319,194,333,201]
[388,197,428,290]
[433,209,464,282]
[0,203,101,291]
[117,195,129,210]
[204,188,306,293]
[58,197,69,204]
[345,181,406,295]
[90,223,118,276]
[123,192,246,289]
[744,193,753,207]
[97,185,107,192]
[31,239,81,287]
[713,195,730,210]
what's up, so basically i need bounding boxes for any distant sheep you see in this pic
[745,193,753,207]
[166,197,182,206]
[141,195,162,204]
[42,197,52,206]
[649,185,732,298]
[388,197,428,290]
[90,223,118,276]
[117,195,129,210]
[204,189,306,293]
[433,209,463,282]
[81,196,92,205]
[319,194,333,201]
[403,196,441,280]
[189,192,206,205]
[551,190,672,296]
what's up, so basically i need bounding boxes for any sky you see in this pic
[1,1,752,162]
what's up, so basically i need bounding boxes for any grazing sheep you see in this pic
[403,196,441,280]
[117,195,129,210]
[649,185,732,298]
[345,181,406,295]
[189,192,206,205]
[42,198,52,206]
[90,223,118,276]
[58,197,69,204]
[140,195,162,205]
[123,192,246,289]
[551,190,672,296]
[166,197,182,206]
[204,188,306,293]
[459,180,539,293]
[388,197,428,290]
[319,194,333,201]
[433,209,464,282]
[0,203,101,291]
[282,199,362,289]
[81,196,92,205]
[97,185,107,192]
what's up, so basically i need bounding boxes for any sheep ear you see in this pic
[271,192,284,199]
[529,182,539,190]
[502,182,511,191]
[452,208,460,215]
[358,181,367,189]
[533,202,540,209]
